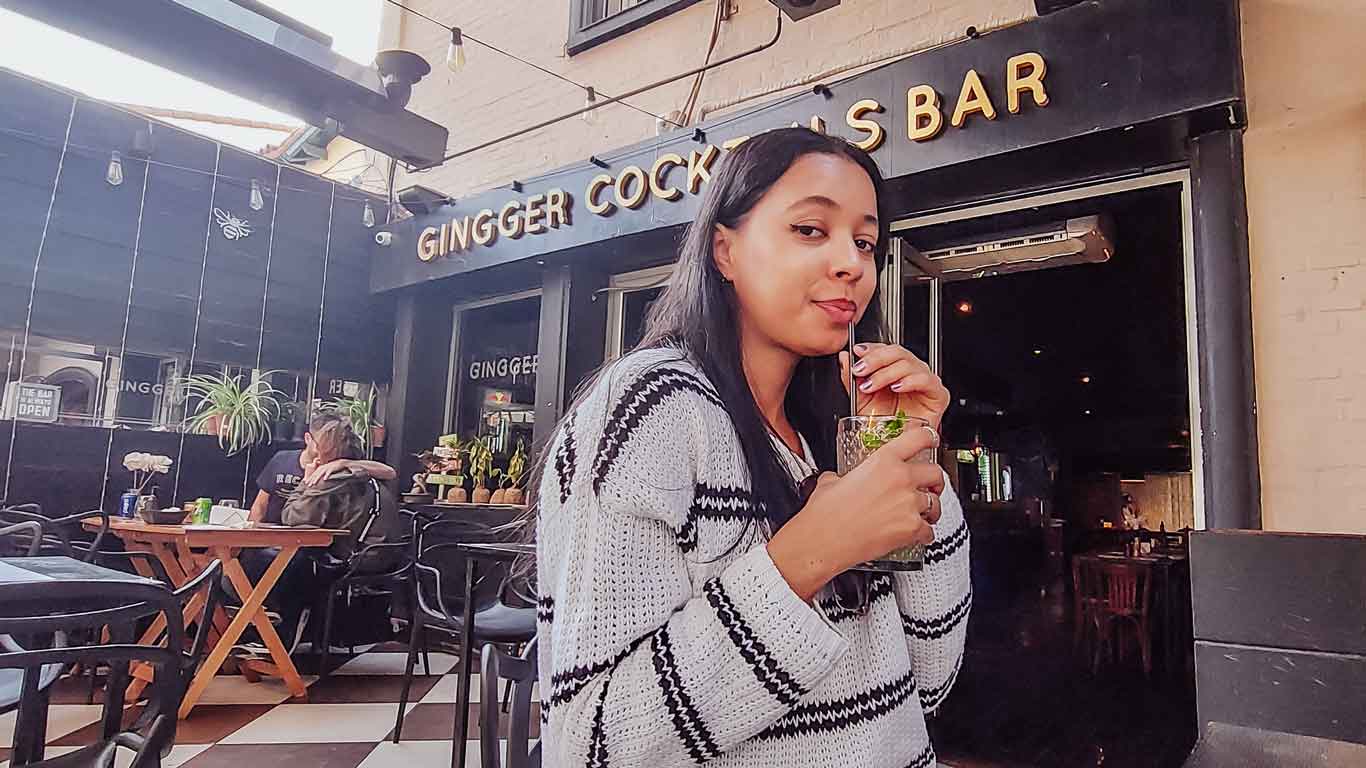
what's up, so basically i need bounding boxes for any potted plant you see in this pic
[182,371,283,455]
[489,468,507,504]
[468,436,494,504]
[121,452,173,519]
[322,388,382,456]
[445,473,468,504]
[504,439,528,506]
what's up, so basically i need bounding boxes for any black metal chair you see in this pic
[314,484,417,675]
[34,543,222,707]
[0,504,110,562]
[1,520,44,557]
[81,550,224,680]
[0,574,213,767]
[479,638,540,768]
[392,518,536,743]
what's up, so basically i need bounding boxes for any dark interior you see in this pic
[902,184,1200,767]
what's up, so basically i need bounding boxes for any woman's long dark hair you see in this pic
[528,127,890,607]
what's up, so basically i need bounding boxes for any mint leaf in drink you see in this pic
[861,430,883,451]
[858,411,911,453]
[884,410,908,441]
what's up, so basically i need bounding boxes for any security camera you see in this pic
[374,49,432,110]
[766,0,840,21]
[375,231,394,247]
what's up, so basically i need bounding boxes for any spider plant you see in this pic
[321,386,384,456]
[182,370,284,455]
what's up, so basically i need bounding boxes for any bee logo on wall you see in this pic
[213,208,252,241]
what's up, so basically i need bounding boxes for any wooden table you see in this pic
[84,517,347,717]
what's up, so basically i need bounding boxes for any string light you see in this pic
[249,179,265,211]
[105,151,124,186]
[446,27,466,73]
[383,0,680,129]
[582,87,598,126]
[0,125,384,206]
[362,200,376,228]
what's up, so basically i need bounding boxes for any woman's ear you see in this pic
[713,224,737,282]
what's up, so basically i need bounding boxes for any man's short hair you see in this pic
[308,412,363,461]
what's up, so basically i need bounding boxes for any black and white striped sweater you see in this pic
[537,347,971,768]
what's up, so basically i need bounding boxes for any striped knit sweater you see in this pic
[537,347,972,768]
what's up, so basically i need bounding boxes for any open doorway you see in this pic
[899,178,1200,767]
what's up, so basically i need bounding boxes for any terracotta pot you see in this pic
[446,486,468,504]
[504,487,524,506]
[489,488,507,505]
[472,485,492,505]
[370,424,386,447]
[201,413,223,436]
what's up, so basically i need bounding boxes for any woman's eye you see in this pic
[855,239,877,253]
[793,224,825,239]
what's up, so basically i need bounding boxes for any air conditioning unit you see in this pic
[766,0,840,22]
[906,215,1115,282]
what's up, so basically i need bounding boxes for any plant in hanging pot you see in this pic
[504,439,528,506]
[182,371,283,455]
[468,437,494,504]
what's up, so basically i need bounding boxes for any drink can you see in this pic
[118,491,139,519]
[194,497,213,524]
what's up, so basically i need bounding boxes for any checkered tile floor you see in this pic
[0,643,538,768]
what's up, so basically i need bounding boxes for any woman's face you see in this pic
[714,152,880,359]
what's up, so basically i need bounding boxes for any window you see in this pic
[582,0,650,26]
[448,295,541,468]
[568,0,704,56]
[604,264,672,359]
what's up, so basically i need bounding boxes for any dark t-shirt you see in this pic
[256,450,304,524]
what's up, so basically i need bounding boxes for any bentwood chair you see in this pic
[1094,561,1154,678]
[478,638,540,768]
[1071,555,1107,666]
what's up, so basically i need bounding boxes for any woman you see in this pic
[535,128,970,768]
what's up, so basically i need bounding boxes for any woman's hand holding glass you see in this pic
[768,424,945,601]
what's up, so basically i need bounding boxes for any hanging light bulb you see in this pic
[446,27,466,73]
[249,179,265,211]
[105,151,124,187]
[582,87,598,126]
[362,200,376,228]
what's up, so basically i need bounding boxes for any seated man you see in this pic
[242,413,396,652]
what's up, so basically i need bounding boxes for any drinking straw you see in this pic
[848,321,858,416]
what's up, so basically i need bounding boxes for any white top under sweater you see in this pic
[536,347,972,768]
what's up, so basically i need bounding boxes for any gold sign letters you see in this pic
[419,51,1051,262]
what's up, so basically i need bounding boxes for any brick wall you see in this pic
[382,0,1035,199]
[1242,0,1366,534]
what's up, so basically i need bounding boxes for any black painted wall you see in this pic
[0,68,393,515]
[1190,531,1366,745]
